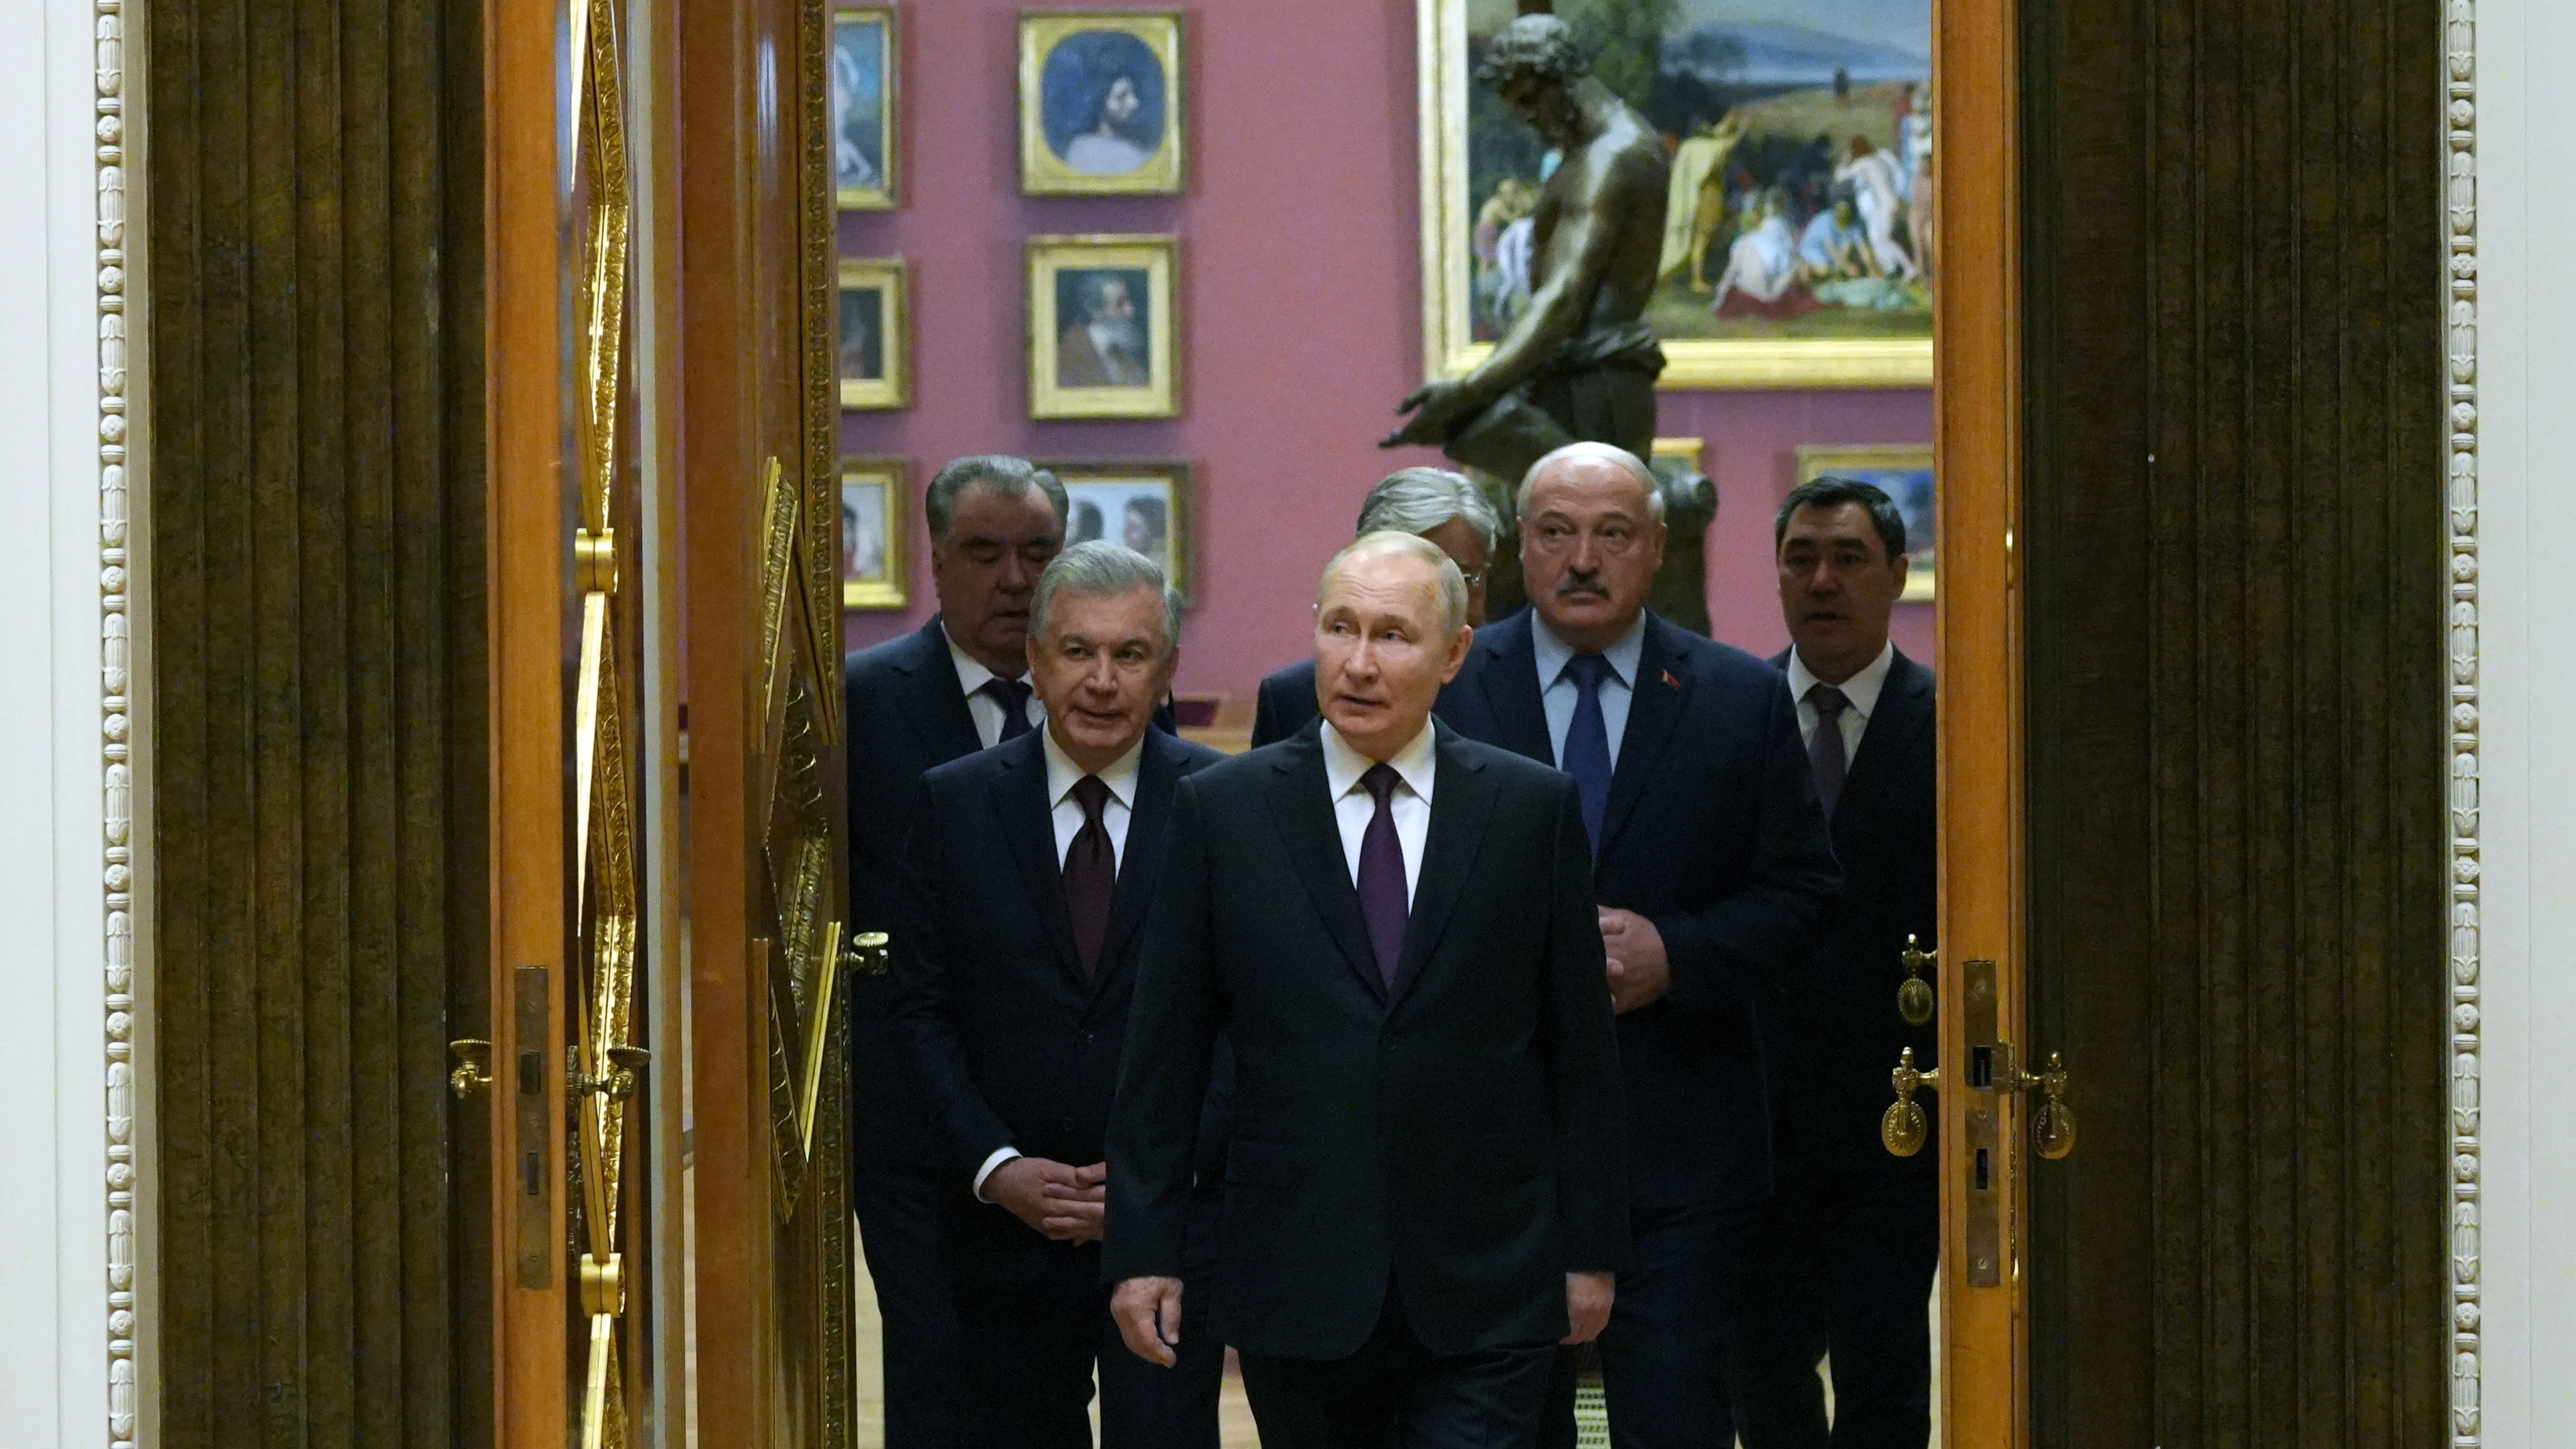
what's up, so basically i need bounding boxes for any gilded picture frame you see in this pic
[1019,11,1186,196]
[1416,0,1935,390]
[837,255,909,410]
[1795,443,1935,601]
[831,5,897,210]
[1027,235,1179,420]
[1038,459,1194,602]
[1652,435,1705,474]
[839,456,910,610]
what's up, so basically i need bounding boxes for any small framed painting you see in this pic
[1027,235,1178,420]
[1039,460,1194,602]
[837,256,909,410]
[1019,11,1185,195]
[840,457,909,609]
[831,6,897,210]
[1651,436,1706,474]
[1793,444,1935,601]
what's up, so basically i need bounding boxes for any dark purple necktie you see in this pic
[1806,683,1851,816]
[982,676,1033,742]
[1063,775,1114,978]
[1356,763,1409,987]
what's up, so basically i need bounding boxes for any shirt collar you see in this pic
[943,621,999,699]
[1042,724,1144,812]
[1319,719,1438,807]
[1787,640,1896,719]
[1532,610,1649,691]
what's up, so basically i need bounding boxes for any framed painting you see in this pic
[1418,0,1934,389]
[840,457,909,608]
[1795,442,1934,600]
[1039,460,1194,601]
[1652,435,1705,473]
[1028,235,1179,420]
[831,6,897,209]
[837,256,909,410]
[1019,11,1186,195]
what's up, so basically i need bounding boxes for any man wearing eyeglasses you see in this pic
[1436,442,1840,1449]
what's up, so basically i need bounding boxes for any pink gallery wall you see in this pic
[837,0,1934,697]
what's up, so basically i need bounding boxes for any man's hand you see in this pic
[986,1157,1107,1243]
[1382,379,1477,448]
[1112,1275,1186,1367]
[1599,908,1671,1014]
[1563,1271,1616,1344]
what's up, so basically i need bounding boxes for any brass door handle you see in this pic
[2011,1050,2076,1160]
[1898,934,1935,1026]
[571,1044,652,1102]
[1882,1046,1938,1156]
[1879,1043,2075,1161]
[449,1039,493,1100]
[843,930,892,979]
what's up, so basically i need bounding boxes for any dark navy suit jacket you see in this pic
[1435,609,1841,1207]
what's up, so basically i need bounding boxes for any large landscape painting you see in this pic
[1422,0,1934,388]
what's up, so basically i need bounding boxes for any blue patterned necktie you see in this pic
[1357,763,1409,986]
[982,676,1033,742]
[1561,654,1615,848]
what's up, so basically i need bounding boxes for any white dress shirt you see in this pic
[1786,640,1896,762]
[971,730,1145,1203]
[946,623,1044,748]
[1319,719,1436,909]
[1532,612,1649,769]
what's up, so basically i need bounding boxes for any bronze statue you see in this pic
[1384,14,1717,630]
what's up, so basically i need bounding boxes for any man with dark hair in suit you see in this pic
[1730,478,1939,1449]
[1107,533,1630,1449]
[843,453,1070,1446]
[1248,467,1501,747]
[1435,442,1840,1449]
[891,542,1228,1448]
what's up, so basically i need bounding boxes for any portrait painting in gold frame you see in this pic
[837,255,909,410]
[831,6,897,210]
[839,457,910,610]
[1039,459,1194,603]
[1019,11,1185,195]
[1027,235,1179,420]
[1795,443,1935,601]
[1417,0,1934,389]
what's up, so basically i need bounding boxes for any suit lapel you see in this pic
[1839,649,1933,813]
[1598,615,1690,858]
[1094,731,1180,985]
[1470,615,1555,765]
[890,615,984,762]
[1263,730,1387,1002]
[1387,728,1496,1007]
[988,737,1084,984]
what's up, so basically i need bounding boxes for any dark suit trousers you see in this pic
[952,1241,1222,1449]
[1541,1200,1750,1449]
[1727,1165,1938,1449]
[1240,1278,1558,1449]
[853,1161,966,1448]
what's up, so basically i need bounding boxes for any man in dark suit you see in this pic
[1729,478,1939,1449]
[1249,467,1500,747]
[1107,533,1630,1449]
[891,542,1229,1448]
[1435,443,1840,1449]
[844,454,1069,1446]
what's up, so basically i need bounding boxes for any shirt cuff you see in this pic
[972,1146,1022,1202]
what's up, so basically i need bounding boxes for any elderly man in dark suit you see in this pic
[1729,478,1939,1449]
[890,542,1229,1448]
[1435,442,1840,1449]
[843,454,1069,1446]
[1248,467,1500,747]
[1107,532,1630,1449]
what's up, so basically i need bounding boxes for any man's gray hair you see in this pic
[1355,467,1501,556]
[1516,441,1667,522]
[1031,540,1184,650]
[1476,14,1589,89]
[924,454,1070,547]
[1321,531,1470,637]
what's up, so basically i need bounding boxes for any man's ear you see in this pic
[1442,624,1476,683]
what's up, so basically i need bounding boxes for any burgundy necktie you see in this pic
[982,676,1034,742]
[1357,763,1409,987]
[1063,775,1115,978]
[1806,683,1851,817]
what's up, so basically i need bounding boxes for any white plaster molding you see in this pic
[94,2,136,1446]
[2447,0,2483,1441]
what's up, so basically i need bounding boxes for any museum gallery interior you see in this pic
[11,0,2576,1444]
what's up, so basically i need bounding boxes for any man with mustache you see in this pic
[1730,478,1939,1449]
[1058,274,1150,389]
[1436,442,1840,1449]
[843,454,1070,1446]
